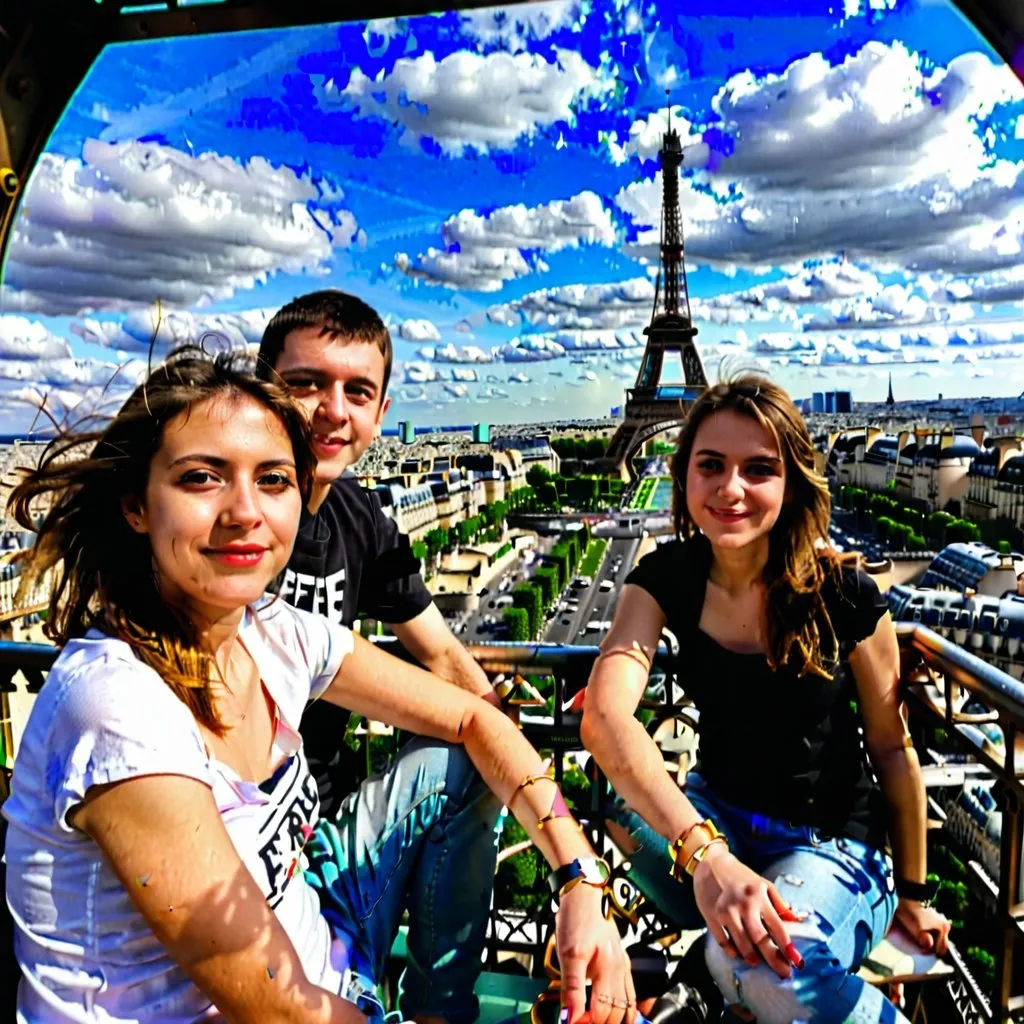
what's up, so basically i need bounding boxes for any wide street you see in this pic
[543,535,641,644]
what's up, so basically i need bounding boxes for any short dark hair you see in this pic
[257,289,393,397]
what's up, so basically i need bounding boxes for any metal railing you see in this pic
[2,628,1023,1020]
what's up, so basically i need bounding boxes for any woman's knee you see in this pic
[704,932,891,1024]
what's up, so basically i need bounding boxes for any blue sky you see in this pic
[1,0,1023,432]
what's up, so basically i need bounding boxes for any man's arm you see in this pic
[391,604,500,707]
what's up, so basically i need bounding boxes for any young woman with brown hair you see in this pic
[580,375,949,1023]
[2,349,632,1024]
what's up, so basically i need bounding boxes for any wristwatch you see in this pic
[894,876,938,904]
[548,857,610,901]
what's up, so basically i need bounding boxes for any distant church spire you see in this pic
[886,372,895,406]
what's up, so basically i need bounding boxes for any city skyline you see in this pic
[1,0,1024,433]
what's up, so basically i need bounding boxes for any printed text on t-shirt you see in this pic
[259,769,320,907]
[279,567,346,623]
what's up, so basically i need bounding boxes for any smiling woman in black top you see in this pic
[580,375,950,1024]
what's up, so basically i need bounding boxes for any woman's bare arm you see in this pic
[851,612,950,954]
[71,775,363,1024]
[849,613,926,885]
[579,584,704,842]
[323,632,601,871]
[323,632,632,1024]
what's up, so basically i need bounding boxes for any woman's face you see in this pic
[685,409,788,550]
[128,392,302,622]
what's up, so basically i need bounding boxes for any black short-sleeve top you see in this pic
[626,536,890,849]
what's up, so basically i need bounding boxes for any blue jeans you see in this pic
[305,736,502,1024]
[613,773,904,1024]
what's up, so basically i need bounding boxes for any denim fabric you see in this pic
[613,773,904,1024]
[305,736,502,1024]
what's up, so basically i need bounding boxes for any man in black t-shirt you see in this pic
[257,291,501,1022]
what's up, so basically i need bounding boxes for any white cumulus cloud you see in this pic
[322,48,611,155]
[460,1,581,47]
[617,43,1024,275]
[0,316,73,360]
[498,336,567,362]
[614,106,709,166]
[397,190,616,291]
[416,343,493,364]
[4,139,356,315]
[72,307,274,354]
[399,318,442,343]
[710,43,1017,192]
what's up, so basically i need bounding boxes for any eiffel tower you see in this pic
[603,112,708,481]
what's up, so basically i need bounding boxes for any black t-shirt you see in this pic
[626,535,891,849]
[276,475,433,818]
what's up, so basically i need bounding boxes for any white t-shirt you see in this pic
[3,596,354,1023]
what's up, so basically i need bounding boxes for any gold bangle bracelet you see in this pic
[683,836,729,877]
[669,818,724,881]
[509,771,556,807]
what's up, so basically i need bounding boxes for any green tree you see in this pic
[567,476,599,510]
[503,606,530,642]
[888,522,911,549]
[999,539,1012,554]
[966,948,996,992]
[495,818,545,912]
[545,547,567,589]
[526,465,551,489]
[926,510,955,546]
[513,583,543,637]
[424,528,444,564]
[584,437,607,459]
[538,481,560,509]
[411,540,428,564]
[533,567,558,607]
[946,518,981,544]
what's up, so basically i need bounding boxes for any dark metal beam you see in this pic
[953,0,1024,75]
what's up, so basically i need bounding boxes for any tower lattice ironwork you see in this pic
[604,110,708,482]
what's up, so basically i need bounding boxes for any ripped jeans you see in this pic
[613,773,904,1024]
[304,736,502,1024]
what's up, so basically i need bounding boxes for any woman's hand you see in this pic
[894,899,951,956]
[691,844,804,979]
[555,883,636,1024]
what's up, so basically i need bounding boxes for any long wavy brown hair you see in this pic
[670,374,843,679]
[8,348,316,733]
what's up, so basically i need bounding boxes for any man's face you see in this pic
[274,325,390,486]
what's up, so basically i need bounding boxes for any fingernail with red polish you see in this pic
[746,956,759,967]
[786,944,804,969]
